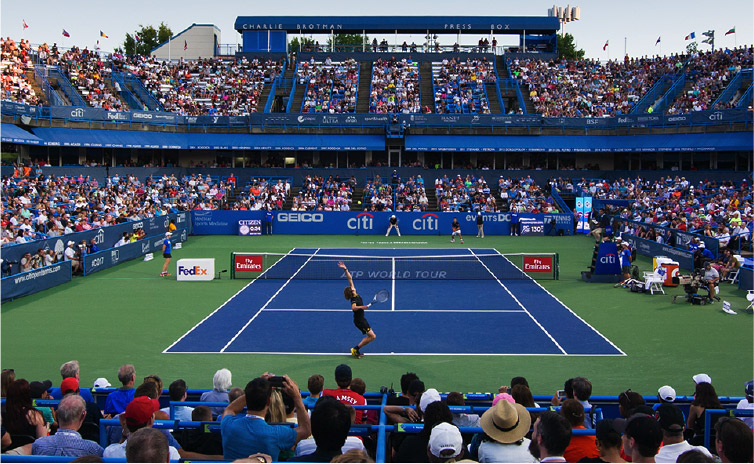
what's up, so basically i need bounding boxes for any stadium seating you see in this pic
[432,57,493,114]
[1,38,41,106]
[369,57,423,113]
[296,58,359,113]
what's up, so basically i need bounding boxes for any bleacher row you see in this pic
[5,38,751,117]
[1,387,751,463]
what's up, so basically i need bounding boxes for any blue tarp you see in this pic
[1,123,43,145]
[29,129,385,151]
[404,133,754,152]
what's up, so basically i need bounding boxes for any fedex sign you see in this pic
[176,258,215,281]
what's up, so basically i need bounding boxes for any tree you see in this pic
[289,37,314,53]
[328,33,369,52]
[686,41,699,55]
[123,23,172,56]
[557,33,585,60]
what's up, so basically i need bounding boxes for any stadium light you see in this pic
[549,5,580,37]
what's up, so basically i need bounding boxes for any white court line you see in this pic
[391,257,396,311]
[469,248,568,355]
[163,248,296,353]
[263,308,525,313]
[166,351,619,357]
[218,248,321,353]
[493,250,626,356]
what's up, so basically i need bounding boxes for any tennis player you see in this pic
[451,217,464,244]
[160,232,172,277]
[386,214,401,236]
[337,261,376,358]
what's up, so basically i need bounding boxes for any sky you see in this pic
[1,0,751,59]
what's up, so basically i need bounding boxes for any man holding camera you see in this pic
[221,374,311,462]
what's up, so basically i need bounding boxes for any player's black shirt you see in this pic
[477,215,484,225]
[390,217,397,225]
[350,295,365,319]
[452,220,460,230]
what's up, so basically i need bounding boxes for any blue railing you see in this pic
[120,72,163,111]
[492,59,505,114]
[47,67,87,107]
[738,81,753,108]
[109,71,142,110]
[712,69,751,108]
[654,73,687,114]
[631,74,675,114]
[32,65,63,106]
[286,65,299,113]
[263,77,280,113]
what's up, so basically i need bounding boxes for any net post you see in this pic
[555,252,559,280]
[230,252,235,279]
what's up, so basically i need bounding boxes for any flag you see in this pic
[725,27,736,35]
[685,32,695,40]
[62,29,70,38]
[100,30,108,39]
[134,33,141,42]
[22,20,28,30]
[603,40,609,51]
[184,40,187,50]
[655,36,661,45]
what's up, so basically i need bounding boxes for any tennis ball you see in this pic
[358,200,362,205]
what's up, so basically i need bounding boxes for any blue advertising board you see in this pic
[83,228,188,275]
[1,261,72,302]
[0,213,188,275]
[594,242,621,275]
[623,234,695,270]
[191,211,573,236]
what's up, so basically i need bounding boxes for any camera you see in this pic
[380,385,395,396]
[268,376,285,388]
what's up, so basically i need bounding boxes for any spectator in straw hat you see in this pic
[477,396,536,462]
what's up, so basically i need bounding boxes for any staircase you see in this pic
[426,188,438,211]
[47,76,72,105]
[352,187,364,211]
[289,82,306,113]
[258,82,273,113]
[519,84,537,114]
[355,61,373,113]
[486,83,501,113]
[284,187,297,209]
[419,62,434,112]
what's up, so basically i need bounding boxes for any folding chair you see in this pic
[643,269,666,295]
[726,255,743,284]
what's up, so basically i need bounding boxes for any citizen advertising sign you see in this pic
[523,256,553,273]
[238,219,262,236]
[519,217,544,236]
[234,255,264,273]
[176,258,215,282]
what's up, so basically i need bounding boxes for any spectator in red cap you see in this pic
[54,377,103,443]
[103,396,180,460]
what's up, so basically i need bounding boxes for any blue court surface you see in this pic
[164,248,624,356]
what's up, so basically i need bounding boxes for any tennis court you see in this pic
[164,248,624,356]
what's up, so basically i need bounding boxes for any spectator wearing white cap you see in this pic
[64,240,81,274]
[653,385,676,410]
[427,422,463,463]
[394,400,453,463]
[386,215,401,237]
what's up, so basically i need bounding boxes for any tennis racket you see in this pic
[367,289,390,307]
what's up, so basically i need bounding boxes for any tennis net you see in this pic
[231,252,558,281]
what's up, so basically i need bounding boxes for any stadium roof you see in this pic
[234,16,560,35]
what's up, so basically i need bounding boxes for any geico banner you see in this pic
[1,261,72,302]
[192,210,573,236]
[623,234,694,270]
[83,228,188,275]
[1,213,187,271]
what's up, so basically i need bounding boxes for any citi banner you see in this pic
[1,261,72,302]
[191,211,573,236]
[83,228,188,275]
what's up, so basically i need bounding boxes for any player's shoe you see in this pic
[351,347,364,358]
[450,239,455,243]
[160,272,166,276]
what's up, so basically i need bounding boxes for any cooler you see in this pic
[661,261,679,287]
